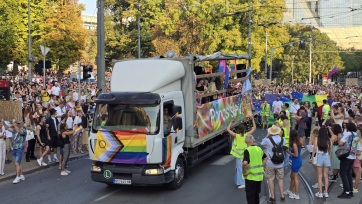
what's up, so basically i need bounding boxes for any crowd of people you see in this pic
[0,73,109,183]
[229,83,362,203]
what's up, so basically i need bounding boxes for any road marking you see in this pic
[93,188,123,202]
[211,155,235,165]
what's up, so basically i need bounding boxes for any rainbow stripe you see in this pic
[74,126,83,135]
[162,136,172,167]
[94,130,148,164]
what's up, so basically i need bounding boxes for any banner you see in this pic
[0,101,22,121]
[195,93,252,138]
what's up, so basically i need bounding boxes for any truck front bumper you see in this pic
[91,162,174,186]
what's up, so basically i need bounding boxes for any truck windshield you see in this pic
[92,103,160,134]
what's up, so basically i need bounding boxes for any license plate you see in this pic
[113,179,132,185]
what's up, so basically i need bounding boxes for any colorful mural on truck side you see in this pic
[94,130,148,164]
[196,93,253,138]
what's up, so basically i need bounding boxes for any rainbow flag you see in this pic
[162,136,172,167]
[74,126,83,135]
[94,130,148,164]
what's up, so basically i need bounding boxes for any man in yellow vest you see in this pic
[261,99,270,130]
[242,135,267,204]
[322,99,330,123]
[227,117,256,189]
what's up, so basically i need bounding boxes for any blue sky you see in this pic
[79,0,97,16]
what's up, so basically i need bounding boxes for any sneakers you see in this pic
[60,171,68,176]
[289,193,300,199]
[41,161,48,166]
[238,185,245,189]
[37,158,42,167]
[19,175,25,181]
[330,175,338,182]
[12,177,21,184]
[66,170,71,174]
[312,183,324,188]
[339,183,344,188]
[284,190,292,195]
[315,192,323,198]
[324,192,329,198]
[53,157,59,163]
[301,146,306,150]
[337,192,352,199]
[353,188,359,193]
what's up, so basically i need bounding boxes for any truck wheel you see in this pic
[165,158,185,190]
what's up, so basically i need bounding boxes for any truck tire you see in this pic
[165,158,185,190]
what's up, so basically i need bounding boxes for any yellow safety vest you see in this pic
[322,104,330,120]
[285,110,290,121]
[230,133,247,159]
[244,146,264,181]
[261,103,270,117]
[283,127,290,147]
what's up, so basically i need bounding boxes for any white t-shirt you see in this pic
[290,103,300,117]
[73,92,79,101]
[54,106,66,122]
[74,116,82,128]
[341,131,362,160]
[261,135,286,169]
[66,117,74,130]
[272,101,283,114]
[51,86,61,96]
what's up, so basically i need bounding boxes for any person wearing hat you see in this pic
[242,135,267,204]
[261,99,270,130]
[261,124,286,203]
[72,107,84,154]
[46,108,59,163]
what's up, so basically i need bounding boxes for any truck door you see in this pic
[163,100,184,147]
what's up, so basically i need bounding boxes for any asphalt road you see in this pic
[0,129,302,204]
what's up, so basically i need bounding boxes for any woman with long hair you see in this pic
[24,105,37,162]
[227,117,256,189]
[338,123,359,199]
[352,125,362,193]
[309,128,320,189]
[59,116,74,176]
[284,130,302,200]
[310,127,331,198]
[329,124,343,181]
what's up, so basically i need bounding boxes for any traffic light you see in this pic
[299,38,306,49]
[35,63,43,75]
[83,65,92,80]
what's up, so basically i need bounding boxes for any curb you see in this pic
[0,154,88,183]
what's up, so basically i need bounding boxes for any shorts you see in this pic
[11,149,24,163]
[353,158,361,168]
[49,137,58,149]
[6,138,13,150]
[264,165,284,181]
[58,147,64,155]
[316,152,331,167]
[38,137,51,147]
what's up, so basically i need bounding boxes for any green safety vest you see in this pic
[322,104,330,120]
[230,133,247,159]
[244,146,264,181]
[283,127,289,147]
[285,110,290,121]
[261,103,270,117]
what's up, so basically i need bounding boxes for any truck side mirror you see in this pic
[172,117,183,131]
[172,105,182,115]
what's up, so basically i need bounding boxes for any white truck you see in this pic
[89,52,253,189]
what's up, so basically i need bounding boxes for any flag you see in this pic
[328,67,340,79]
[218,60,226,73]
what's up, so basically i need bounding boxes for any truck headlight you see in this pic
[91,165,102,172]
[145,168,164,175]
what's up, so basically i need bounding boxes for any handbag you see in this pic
[335,134,353,160]
[25,129,35,141]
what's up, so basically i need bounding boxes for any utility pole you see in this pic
[309,37,312,84]
[264,30,268,78]
[247,0,252,68]
[27,0,32,81]
[97,0,106,92]
[137,2,141,59]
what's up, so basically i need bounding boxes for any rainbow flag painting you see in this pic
[94,130,148,164]
[162,136,172,167]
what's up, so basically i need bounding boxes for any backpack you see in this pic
[269,137,285,164]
